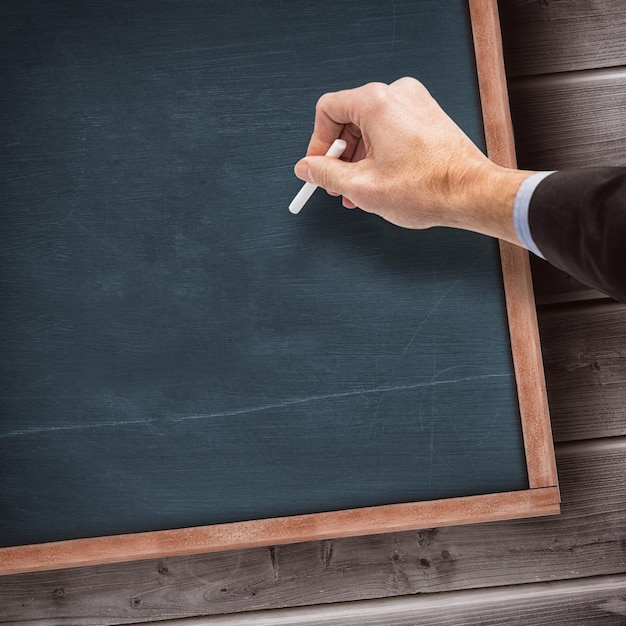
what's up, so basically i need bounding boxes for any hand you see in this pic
[294,77,533,245]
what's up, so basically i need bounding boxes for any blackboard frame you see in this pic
[0,0,559,576]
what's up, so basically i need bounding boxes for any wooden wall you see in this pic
[2,2,625,623]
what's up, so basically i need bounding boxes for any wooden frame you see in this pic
[0,0,559,576]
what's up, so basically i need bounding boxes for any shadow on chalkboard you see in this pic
[295,191,497,287]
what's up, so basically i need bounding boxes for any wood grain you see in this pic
[131,574,626,625]
[469,0,517,169]
[498,243,556,488]
[0,487,559,577]
[539,302,626,442]
[499,0,626,77]
[2,440,623,623]
[470,0,557,490]
[507,68,626,170]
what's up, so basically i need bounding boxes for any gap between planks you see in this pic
[555,435,626,459]
[508,63,626,91]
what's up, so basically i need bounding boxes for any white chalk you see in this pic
[289,139,347,214]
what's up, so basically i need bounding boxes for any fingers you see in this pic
[304,79,430,159]
[305,83,387,157]
[292,157,358,209]
[339,125,365,162]
[305,93,348,157]
[294,154,354,194]
[351,136,367,163]
[295,80,433,215]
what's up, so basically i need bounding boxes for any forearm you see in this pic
[293,79,626,303]
[443,164,535,247]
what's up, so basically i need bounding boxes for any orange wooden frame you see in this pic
[0,0,559,576]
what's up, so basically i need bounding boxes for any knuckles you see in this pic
[315,78,429,118]
[391,76,423,90]
[359,82,391,114]
[315,91,334,113]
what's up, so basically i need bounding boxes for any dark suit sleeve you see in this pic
[528,167,626,302]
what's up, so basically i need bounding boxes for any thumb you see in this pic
[294,155,353,196]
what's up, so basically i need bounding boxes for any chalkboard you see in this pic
[0,0,559,574]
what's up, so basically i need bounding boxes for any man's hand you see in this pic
[294,77,533,246]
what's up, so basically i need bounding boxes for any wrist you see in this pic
[448,164,535,245]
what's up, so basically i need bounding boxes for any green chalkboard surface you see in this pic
[1,0,528,551]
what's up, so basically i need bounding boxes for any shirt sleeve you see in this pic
[512,171,556,260]
[525,167,626,303]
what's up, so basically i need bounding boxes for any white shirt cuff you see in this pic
[513,171,556,260]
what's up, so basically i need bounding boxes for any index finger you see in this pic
[305,86,372,159]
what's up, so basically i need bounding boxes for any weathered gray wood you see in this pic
[539,302,626,442]
[507,68,626,171]
[133,574,626,625]
[2,439,625,624]
[499,0,626,77]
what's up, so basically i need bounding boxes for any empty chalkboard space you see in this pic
[1,0,530,557]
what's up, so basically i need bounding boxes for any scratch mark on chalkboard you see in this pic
[168,372,511,424]
[0,373,513,439]
[373,250,491,430]
[417,369,505,484]
[395,251,490,383]
[450,411,479,481]
[426,382,435,488]
[428,267,438,492]
[0,418,158,439]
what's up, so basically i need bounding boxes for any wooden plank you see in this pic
[507,68,626,171]
[470,0,556,485]
[538,301,626,442]
[499,0,626,77]
[470,0,516,169]
[1,439,623,624]
[498,244,556,487]
[131,574,626,625]
[0,488,560,577]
